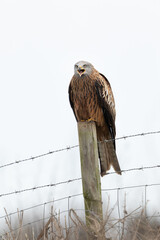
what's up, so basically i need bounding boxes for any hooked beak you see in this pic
[77,66,85,76]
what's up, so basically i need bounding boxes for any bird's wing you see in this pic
[95,73,116,149]
[68,83,78,121]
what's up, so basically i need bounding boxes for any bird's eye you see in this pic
[83,64,88,68]
[75,65,78,68]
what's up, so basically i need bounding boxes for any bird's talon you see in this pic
[87,118,95,122]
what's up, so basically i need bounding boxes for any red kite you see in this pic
[69,61,121,176]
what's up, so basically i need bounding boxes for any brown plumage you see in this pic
[68,61,121,176]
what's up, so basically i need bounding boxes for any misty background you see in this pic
[0,0,160,230]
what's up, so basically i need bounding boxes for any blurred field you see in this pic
[1,205,160,240]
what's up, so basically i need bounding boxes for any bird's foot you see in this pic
[87,118,95,122]
[80,118,96,122]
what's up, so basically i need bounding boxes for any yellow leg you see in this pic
[80,118,96,122]
[87,118,96,122]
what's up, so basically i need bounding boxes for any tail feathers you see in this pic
[98,140,121,177]
[98,141,110,176]
[107,140,121,175]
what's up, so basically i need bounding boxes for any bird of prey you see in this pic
[68,61,121,176]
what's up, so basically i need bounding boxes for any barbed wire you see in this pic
[0,131,160,236]
[104,130,160,143]
[0,178,81,198]
[0,164,160,199]
[1,181,160,220]
[106,164,160,175]
[0,144,79,170]
[0,130,159,171]
[1,183,160,237]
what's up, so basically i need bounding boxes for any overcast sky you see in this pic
[0,0,160,229]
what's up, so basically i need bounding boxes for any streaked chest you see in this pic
[71,76,100,120]
[72,76,97,105]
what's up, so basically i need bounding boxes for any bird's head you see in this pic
[74,61,94,77]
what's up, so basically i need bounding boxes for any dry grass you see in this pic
[1,206,160,240]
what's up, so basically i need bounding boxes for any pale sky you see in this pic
[0,0,160,229]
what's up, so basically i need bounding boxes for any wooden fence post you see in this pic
[77,121,103,226]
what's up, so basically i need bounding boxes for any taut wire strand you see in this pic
[0,130,159,170]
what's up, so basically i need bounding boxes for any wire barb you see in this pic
[0,178,81,198]
[103,130,160,143]
[0,144,79,170]
[0,163,159,199]
[1,182,160,235]
[106,164,160,175]
[0,164,159,198]
[0,130,159,170]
